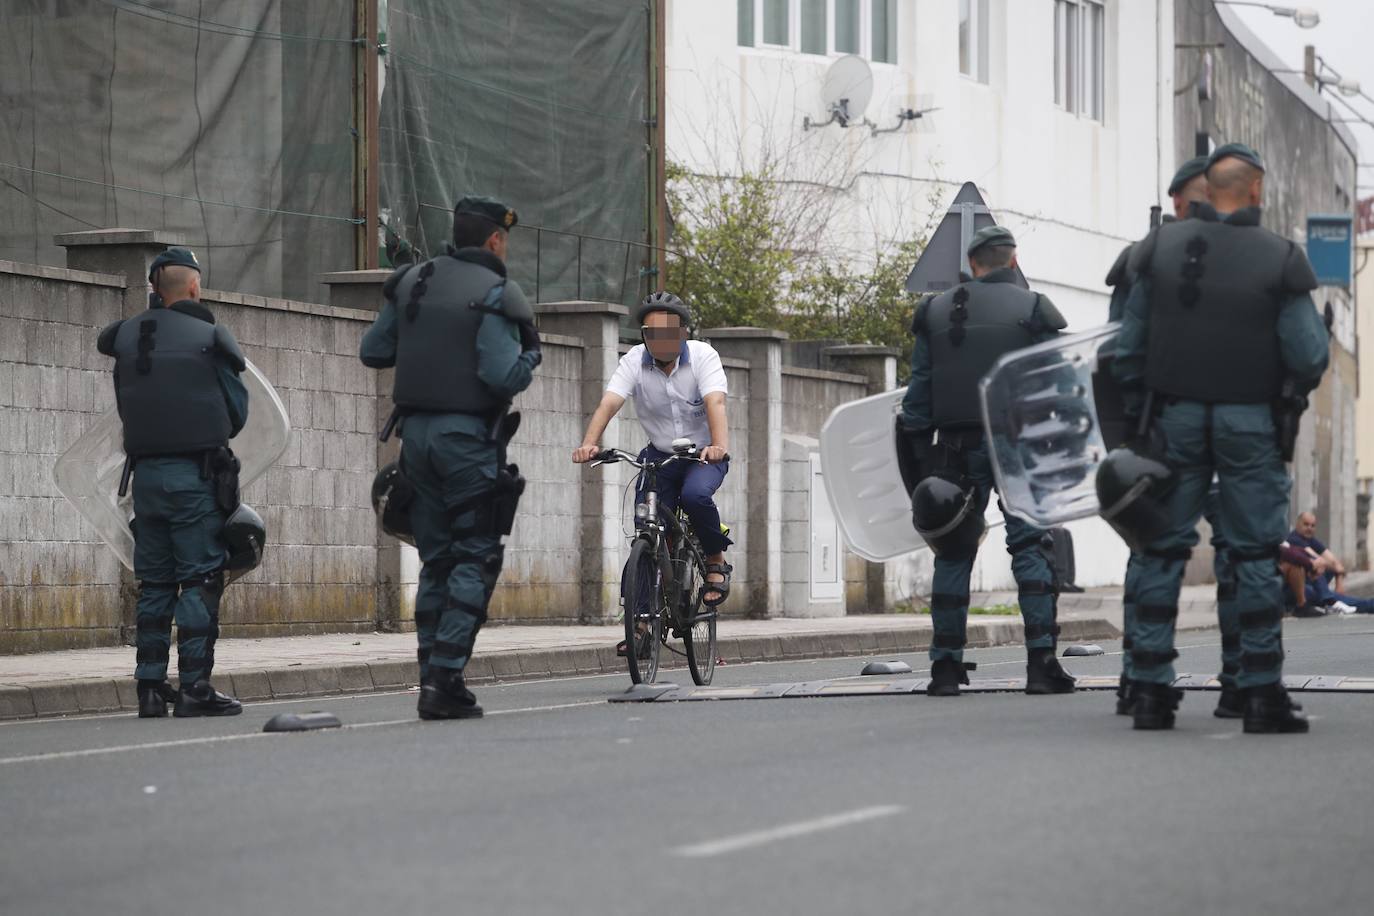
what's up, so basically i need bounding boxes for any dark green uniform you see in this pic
[98,294,248,690]
[1113,204,1329,694]
[901,254,1067,667]
[360,243,539,685]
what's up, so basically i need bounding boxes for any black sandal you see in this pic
[616,631,653,659]
[702,563,733,607]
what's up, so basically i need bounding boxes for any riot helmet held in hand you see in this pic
[911,476,985,558]
[371,462,416,546]
[1095,445,1176,553]
[223,503,266,580]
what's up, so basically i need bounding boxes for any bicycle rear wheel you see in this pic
[623,538,666,684]
[683,573,718,686]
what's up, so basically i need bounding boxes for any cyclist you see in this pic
[572,292,732,655]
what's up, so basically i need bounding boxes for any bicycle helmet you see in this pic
[635,291,693,329]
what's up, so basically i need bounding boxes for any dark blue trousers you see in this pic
[635,445,732,555]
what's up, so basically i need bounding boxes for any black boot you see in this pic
[1130,681,1181,731]
[1242,683,1309,734]
[417,669,483,720]
[1213,684,1244,719]
[136,680,176,718]
[173,680,242,718]
[926,658,969,697]
[1025,648,1076,694]
[1115,673,1134,716]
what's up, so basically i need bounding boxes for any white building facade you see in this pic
[666,1,1177,595]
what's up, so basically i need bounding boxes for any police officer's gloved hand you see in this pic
[518,320,541,355]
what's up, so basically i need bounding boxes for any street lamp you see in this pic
[1214,2,1320,29]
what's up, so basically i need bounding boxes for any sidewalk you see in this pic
[3,572,1369,721]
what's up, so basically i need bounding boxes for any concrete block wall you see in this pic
[204,289,382,638]
[0,262,127,652]
[1,233,909,654]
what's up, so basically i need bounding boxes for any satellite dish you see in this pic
[819,54,873,127]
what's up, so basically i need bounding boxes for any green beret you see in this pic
[1167,156,1208,196]
[1207,143,1264,174]
[454,195,518,230]
[147,246,200,281]
[967,225,1016,258]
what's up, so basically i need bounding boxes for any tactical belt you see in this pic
[1144,546,1193,561]
[1136,603,1178,624]
[1231,546,1280,562]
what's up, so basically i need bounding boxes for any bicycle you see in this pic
[589,440,724,686]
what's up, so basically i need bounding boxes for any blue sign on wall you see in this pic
[1306,215,1353,288]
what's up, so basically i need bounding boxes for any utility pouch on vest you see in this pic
[1272,379,1307,463]
[210,447,242,515]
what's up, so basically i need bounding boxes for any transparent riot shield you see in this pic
[978,323,1120,528]
[818,389,923,562]
[53,360,291,572]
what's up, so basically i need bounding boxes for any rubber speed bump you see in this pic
[862,660,913,675]
[262,712,342,732]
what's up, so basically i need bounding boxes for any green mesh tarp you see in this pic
[378,0,653,305]
[0,0,357,302]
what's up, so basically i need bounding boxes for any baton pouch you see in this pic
[210,447,242,514]
[491,464,526,537]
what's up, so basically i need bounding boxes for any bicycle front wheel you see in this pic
[623,538,666,684]
[684,585,718,686]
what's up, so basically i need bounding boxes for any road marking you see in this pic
[0,699,607,766]
[672,805,905,858]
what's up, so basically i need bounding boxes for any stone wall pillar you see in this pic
[703,327,788,618]
[823,344,899,613]
[321,270,398,629]
[56,229,189,320]
[535,301,629,622]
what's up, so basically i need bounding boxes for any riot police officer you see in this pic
[1105,157,1245,719]
[96,247,247,717]
[1106,144,1329,732]
[360,196,541,721]
[898,226,1077,697]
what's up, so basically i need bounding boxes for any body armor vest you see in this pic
[1141,218,1293,403]
[391,255,508,414]
[113,307,231,456]
[925,279,1039,429]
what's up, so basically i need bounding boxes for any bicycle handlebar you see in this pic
[589,447,729,469]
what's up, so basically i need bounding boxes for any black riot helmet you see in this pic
[371,462,416,547]
[223,503,266,582]
[1095,445,1176,553]
[911,477,985,558]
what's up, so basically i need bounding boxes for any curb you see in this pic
[0,617,1121,722]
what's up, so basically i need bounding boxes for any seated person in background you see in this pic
[1278,543,1322,617]
[1284,512,1373,615]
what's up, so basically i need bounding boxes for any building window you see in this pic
[959,0,988,82]
[872,0,896,63]
[1055,0,1104,120]
[738,0,896,63]
[763,0,790,47]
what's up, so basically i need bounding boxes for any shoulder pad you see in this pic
[1126,227,1160,277]
[381,263,415,302]
[500,279,534,323]
[1282,242,1318,293]
[910,294,933,335]
[96,319,123,356]
[1032,294,1068,332]
[213,325,247,372]
[1105,244,1133,287]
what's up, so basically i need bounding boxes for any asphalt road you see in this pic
[3,616,1372,916]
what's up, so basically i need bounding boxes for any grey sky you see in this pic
[1226,1,1371,192]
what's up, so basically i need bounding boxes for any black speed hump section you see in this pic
[263,712,343,732]
[905,181,1027,295]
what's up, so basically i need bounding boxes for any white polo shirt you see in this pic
[607,340,728,453]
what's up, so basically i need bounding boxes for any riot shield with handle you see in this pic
[978,323,1121,528]
[53,359,290,572]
